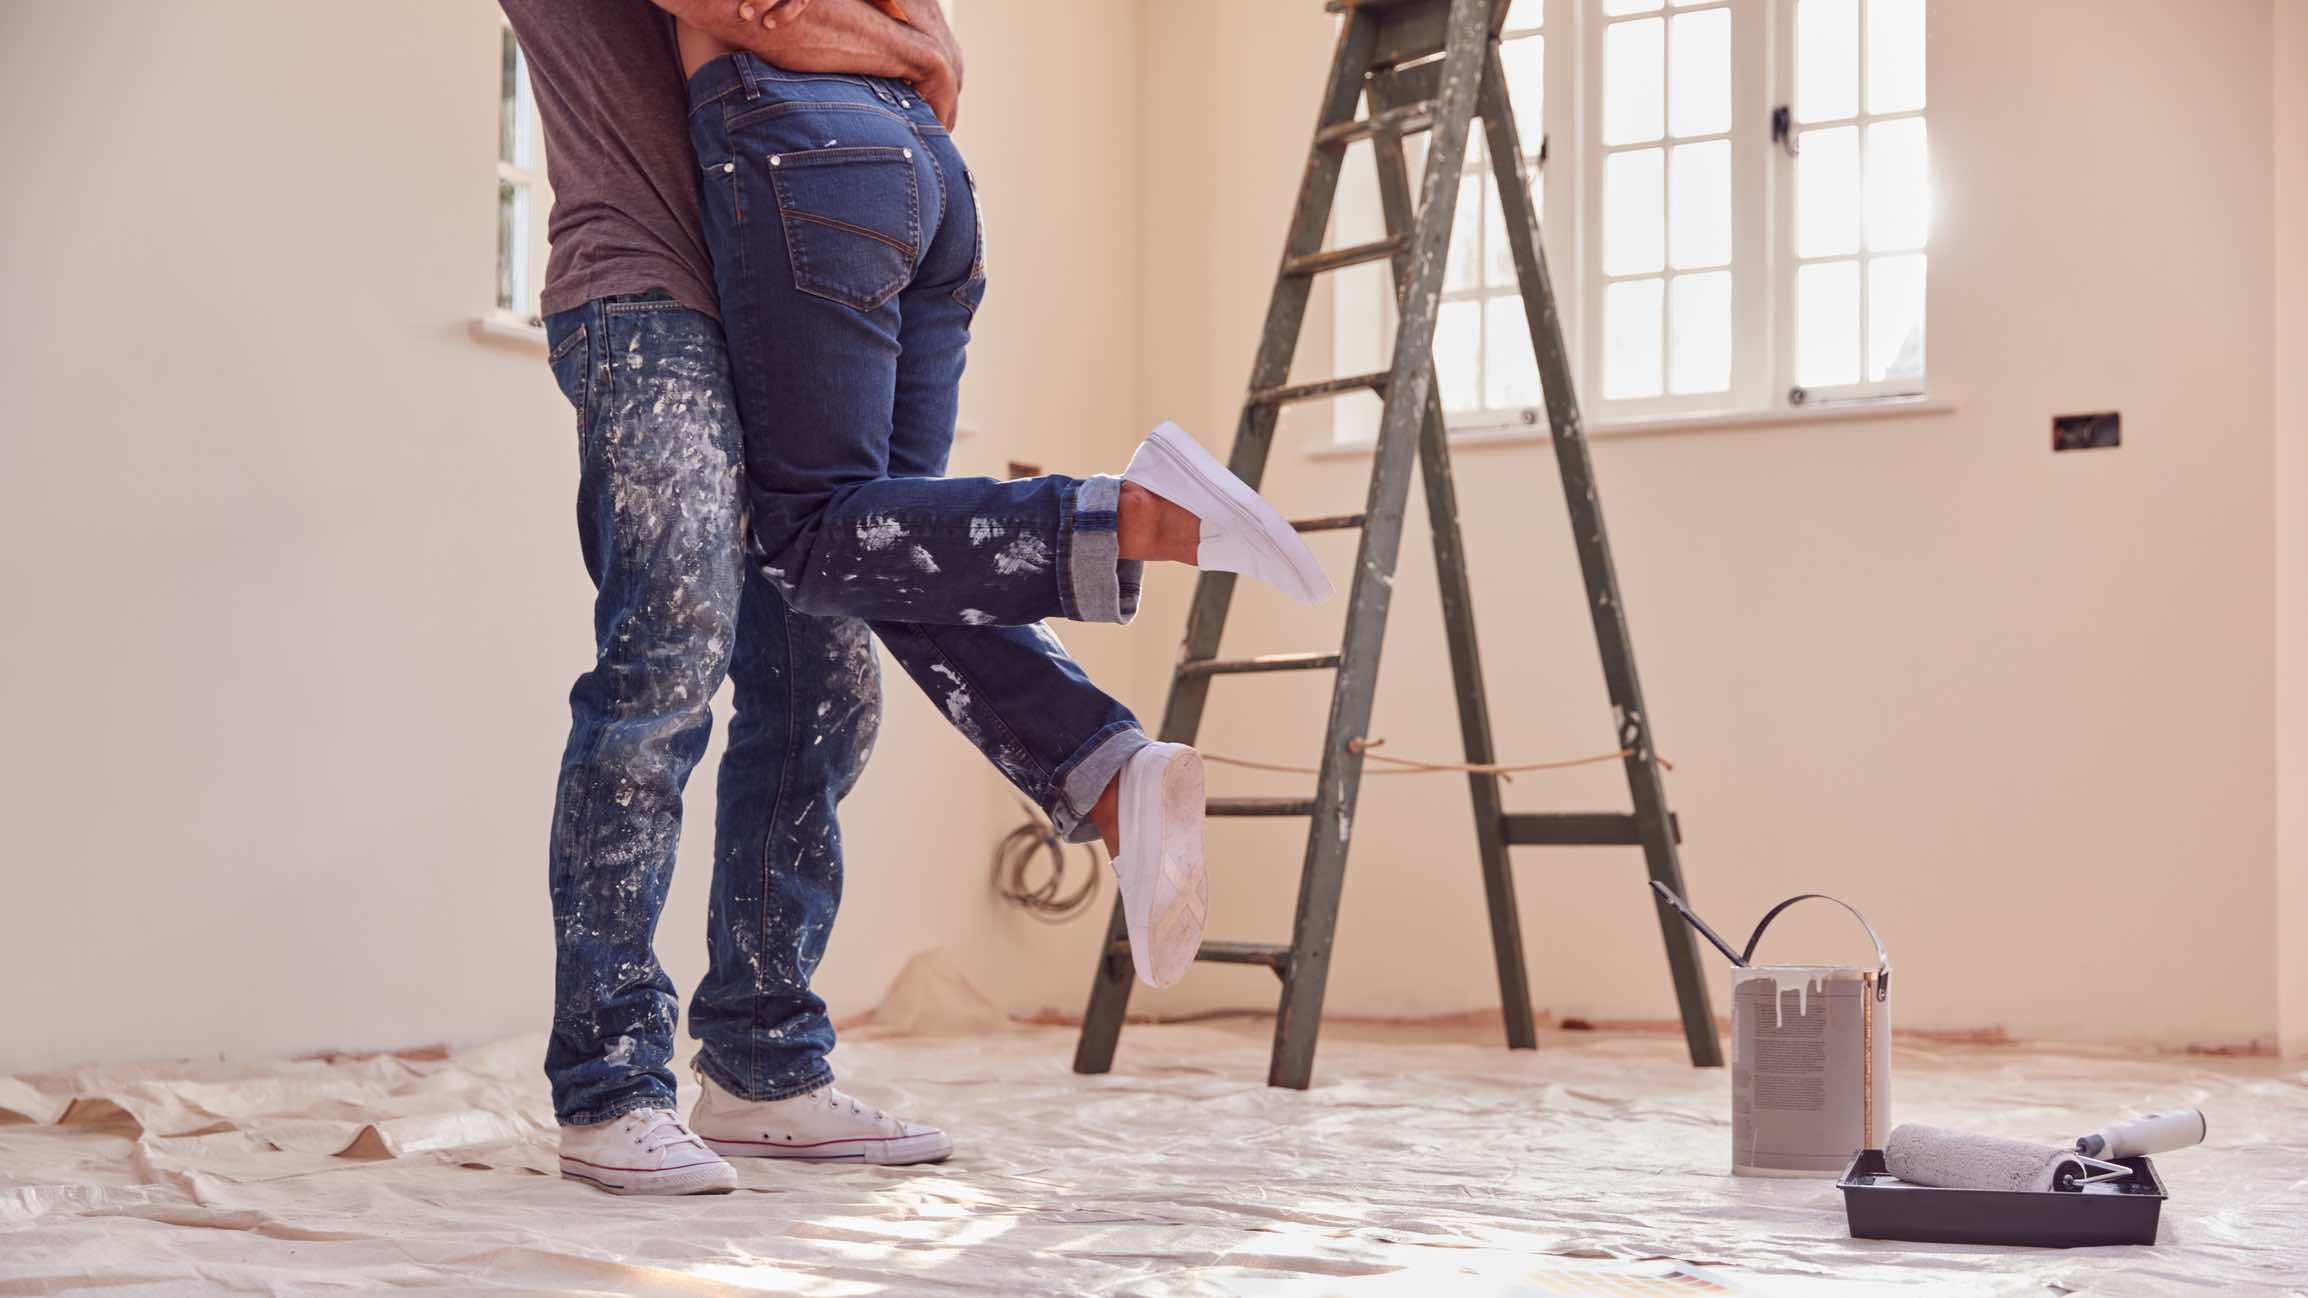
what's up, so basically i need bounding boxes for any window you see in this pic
[1331,0,1929,437]
[495,19,547,324]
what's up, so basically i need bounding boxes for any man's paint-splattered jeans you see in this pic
[541,285,1146,1126]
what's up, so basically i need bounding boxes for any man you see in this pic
[500,0,973,1196]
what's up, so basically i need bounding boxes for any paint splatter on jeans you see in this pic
[541,294,1146,1127]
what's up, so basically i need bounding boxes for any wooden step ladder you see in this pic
[1072,0,1724,1089]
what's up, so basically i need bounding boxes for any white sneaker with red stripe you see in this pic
[690,1073,953,1166]
[557,1107,739,1196]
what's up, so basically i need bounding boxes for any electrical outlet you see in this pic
[2052,411,2120,452]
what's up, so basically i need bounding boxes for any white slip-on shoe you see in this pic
[1123,420,1335,604]
[690,1072,953,1166]
[1112,740,1209,988]
[558,1107,738,1196]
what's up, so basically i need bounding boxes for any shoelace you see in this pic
[814,1086,890,1126]
[621,1107,708,1157]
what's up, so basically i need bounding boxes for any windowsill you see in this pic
[1307,394,1955,458]
[470,310,547,350]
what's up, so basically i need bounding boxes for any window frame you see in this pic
[1770,0,1929,407]
[495,15,547,326]
[1329,0,1930,442]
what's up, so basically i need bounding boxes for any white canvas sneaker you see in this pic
[1123,420,1335,604]
[557,1107,738,1196]
[1112,741,1208,988]
[690,1072,953,1166]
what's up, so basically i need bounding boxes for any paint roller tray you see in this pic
[1838,1150,2167,1248]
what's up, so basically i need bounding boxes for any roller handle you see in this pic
[2075,1108,2207,1159]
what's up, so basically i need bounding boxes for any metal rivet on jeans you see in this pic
[769,155,782,167]
[902,148,913,160]
[724,163,735,174]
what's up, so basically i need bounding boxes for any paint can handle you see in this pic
[1740,894,1892,1002]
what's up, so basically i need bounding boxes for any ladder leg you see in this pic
[1074,8,1378,1078]
[1478,44,1722,1067]
[1416,396,1536,1049]
[1071,896,1134,1074]
[1367,99,1535,1053]
[1271,0,1496,1091]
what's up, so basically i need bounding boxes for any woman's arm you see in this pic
[655,0,959,126]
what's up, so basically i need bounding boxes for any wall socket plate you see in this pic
[2052,411,2121,452]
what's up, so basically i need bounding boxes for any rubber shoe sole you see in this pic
[699,1130,954,1165]
[558,1155,738,1196]
[1116,743,1208,988]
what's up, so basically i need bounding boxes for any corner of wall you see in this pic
[2274,0,2308,1058]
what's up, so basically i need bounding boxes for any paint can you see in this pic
[1730,894,1892,1178]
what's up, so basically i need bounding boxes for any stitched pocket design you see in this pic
[768,145,919,312]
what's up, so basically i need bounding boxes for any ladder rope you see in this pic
[1197,737,1673,782]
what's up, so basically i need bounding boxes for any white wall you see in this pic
[0,0,1142,1073]
[1121,0,2284,1048]
[2276,0,2308,1057]
[3,0,2295,1071]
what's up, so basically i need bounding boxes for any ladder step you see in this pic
[1179,651,1342,679]
[1498,813,1684,847]
[1291,512,1367,533]
[1196,941,1294,969]
[1209,797,1317,817]
[1249,371,1390,407]
[1313,99,1440,147]
[1104,939,1293,972]
[1283,236,1408,277]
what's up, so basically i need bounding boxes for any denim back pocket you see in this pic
[768,146,920,312]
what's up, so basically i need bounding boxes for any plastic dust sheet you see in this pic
[3,1019,2303,1296]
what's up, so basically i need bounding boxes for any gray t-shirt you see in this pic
[499,0,719,319]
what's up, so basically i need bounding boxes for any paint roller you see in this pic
[1886,1111,2207,1193]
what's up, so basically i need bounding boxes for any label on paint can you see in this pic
[1731,964,1891,1177]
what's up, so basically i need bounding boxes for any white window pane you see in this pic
[1505,0,1545,30]
[1603,278,1665,399]
[1333,264,1393,378]
[1794,0,1858,123]
[1864,116,1929,251]
[1446,173,1483,292]
[499,31,528,167]
[1669,270,1732,394]
[1603,147,1665,276]
[1868,253,1926,381]
[1483,176,1518,287]
[1796,260,1861,387]
[1603,0,1662,14]
[1486,296,1543,408]
[1603,18,1665,145]
[497,180,523,312]
[1795,125,1861,257]
[1436,299,1483,412]
[1867,0,1927,114]
[1668,139,1731,269]
[1500,34,1546,153]
[1667,7,1731,138]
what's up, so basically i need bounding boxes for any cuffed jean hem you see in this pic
[560,1090,681,1130]
[1061,475,1142,626]
[1051,721,1154,844]
[693,1046,836,1104]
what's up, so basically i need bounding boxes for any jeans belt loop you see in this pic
[738,53,762,101]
